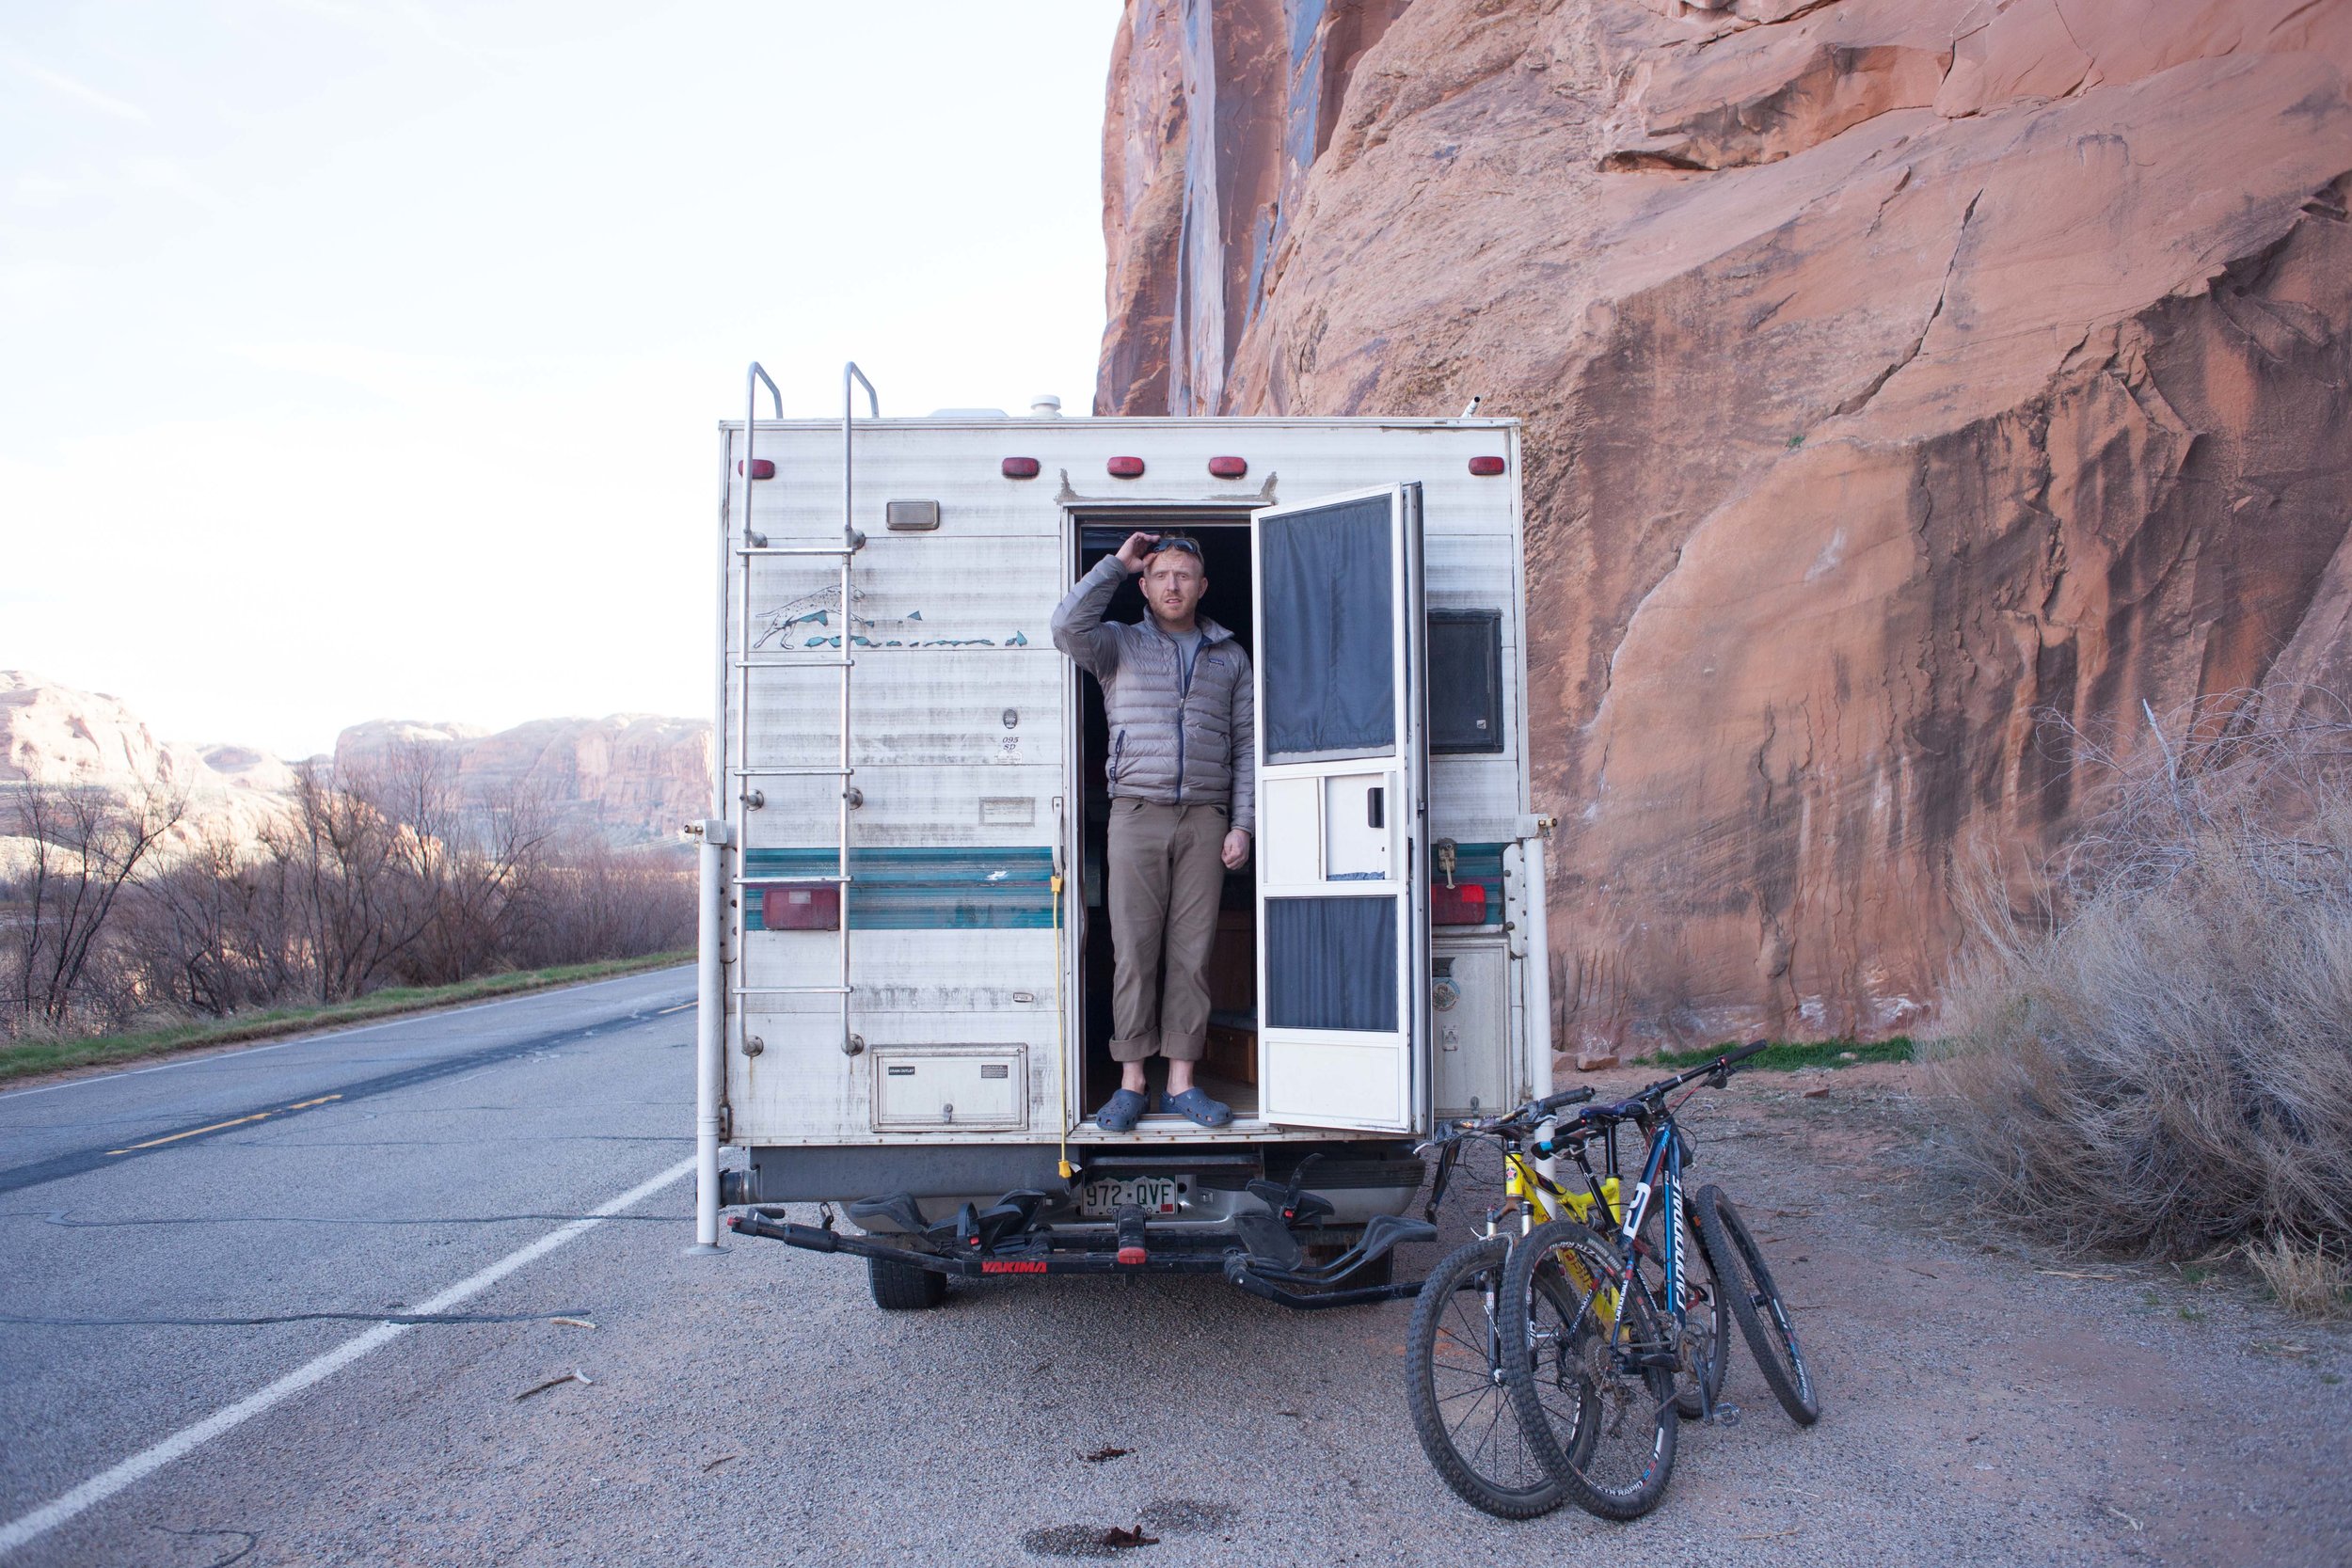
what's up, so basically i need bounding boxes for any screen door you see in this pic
[1251,483,1429,1132]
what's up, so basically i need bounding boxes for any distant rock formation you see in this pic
[0,673,712,876]
[335,715,712,847]
[0,671,295,873]
[1098,0,2352,1056]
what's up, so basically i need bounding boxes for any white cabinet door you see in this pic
[1250,484,1430,1133]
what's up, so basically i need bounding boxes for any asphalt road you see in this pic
[3,979,2344,1567]
[0,969,698,1564]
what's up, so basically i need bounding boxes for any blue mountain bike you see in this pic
[1497,1041,1820,1519]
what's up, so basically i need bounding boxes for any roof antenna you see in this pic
[1460,395,1483,418]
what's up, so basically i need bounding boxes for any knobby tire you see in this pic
[1405,1236,1565,1518]
[1499,1219,1679,1521]
[1694,1184,1820,1425]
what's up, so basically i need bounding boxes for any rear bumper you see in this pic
[725,1208,1430,1310]
[734,1140,1425,1229]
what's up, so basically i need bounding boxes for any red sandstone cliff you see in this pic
[1099,0,2352,1056]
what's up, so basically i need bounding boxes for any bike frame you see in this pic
[1486,1137,1617,1242]
[1560,1102,1722,1421]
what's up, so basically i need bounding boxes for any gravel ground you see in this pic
[10,1048,2348,1566]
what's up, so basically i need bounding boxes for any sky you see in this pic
[1,0,1123,757]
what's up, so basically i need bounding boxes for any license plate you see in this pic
[1079,1176,1183,1216]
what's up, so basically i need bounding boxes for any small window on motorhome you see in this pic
[1260,496,1395,762]
[1429,610,1504,754]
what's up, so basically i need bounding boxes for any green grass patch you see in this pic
[1639,1037,1915,1072]
[0,950,693,1085]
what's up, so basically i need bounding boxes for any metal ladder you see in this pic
[728,360,878,1058]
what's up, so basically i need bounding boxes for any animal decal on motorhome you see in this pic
[754,586,1029,651]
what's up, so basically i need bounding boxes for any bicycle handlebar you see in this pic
[1427,1085,1595,1145]
[1639,1037,1767,1100]
[1556,1039,1772,1130]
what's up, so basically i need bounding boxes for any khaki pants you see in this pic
[1107,799,1227,1063]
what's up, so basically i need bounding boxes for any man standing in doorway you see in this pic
[1052,531,1253,1130]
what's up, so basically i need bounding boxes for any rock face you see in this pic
[1098,0,2352,1055]
[0,671,297,874]
[334,715,712,847]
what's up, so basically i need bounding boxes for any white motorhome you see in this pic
[698,365,1554,1309]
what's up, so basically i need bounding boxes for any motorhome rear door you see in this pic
[1249,483,1430,1133]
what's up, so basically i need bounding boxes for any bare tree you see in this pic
[399,768,558,986]
[120,823,305,1018]
[3,779,186,1032]
[265,758,442,1003]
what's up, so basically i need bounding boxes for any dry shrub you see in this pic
[2246,1233,2351,1321]
[1934,692,2352,1265]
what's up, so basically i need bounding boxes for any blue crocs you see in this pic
[1158,1086,1232,1128]
[1094,1088,1149,1132]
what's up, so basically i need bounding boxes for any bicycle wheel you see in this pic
[1632,1196,1728,1418]
[1499,1219,1679,1521]
[1404,1237,1565,1518]
[1694,1184,1820,1425]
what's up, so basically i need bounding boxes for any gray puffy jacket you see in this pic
[1051,556,1255,832]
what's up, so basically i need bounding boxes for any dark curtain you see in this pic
[1260,497,1393,760]
[1264,895,1398,1032]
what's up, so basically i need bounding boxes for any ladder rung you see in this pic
[733,985,854,996]
[740,545,858,558]
[732,766,855,777]
[733,657,853,669]
[738,874,851,885]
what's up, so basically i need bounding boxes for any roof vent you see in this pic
[1030,395,1063,419]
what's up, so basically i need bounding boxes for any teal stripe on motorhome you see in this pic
[742,847,1056,930]
[740,842,1508,930]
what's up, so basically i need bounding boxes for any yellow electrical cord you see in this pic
[1053,870,1073,1180]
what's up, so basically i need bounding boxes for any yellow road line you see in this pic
[106,1093,343,1155]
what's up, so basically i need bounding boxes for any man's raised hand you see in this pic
[1113,531,1160,573]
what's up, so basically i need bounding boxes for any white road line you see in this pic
[0,1154,694,1556]
[0,967,694,1103]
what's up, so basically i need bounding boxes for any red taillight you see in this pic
[1432,882,1489,926]
[1468,455,1506,476]
[1106,455,1146,479]
[1208,455,1248,479]
[1001,456,1041,479]
[739,458,775,479]
[761,884,840,930]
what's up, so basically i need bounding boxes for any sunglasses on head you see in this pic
[1147,536,1202,559]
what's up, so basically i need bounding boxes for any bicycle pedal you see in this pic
[1706,1401,1742,1429]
